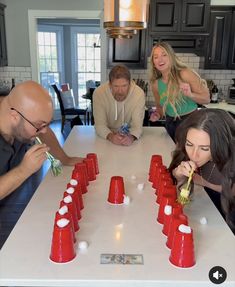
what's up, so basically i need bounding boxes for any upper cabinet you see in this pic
[0,3,7,67]
[107,29,147,69]
[150,0,210,33]
[205,6,235,69]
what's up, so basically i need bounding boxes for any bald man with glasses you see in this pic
[0,80,83,199]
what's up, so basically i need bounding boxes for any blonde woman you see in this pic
[149,42,210,141]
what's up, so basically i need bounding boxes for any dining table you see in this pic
[0,126,234,287]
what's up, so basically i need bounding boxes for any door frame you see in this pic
[28,9,107,83]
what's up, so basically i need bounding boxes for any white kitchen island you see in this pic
[0,127,234,287]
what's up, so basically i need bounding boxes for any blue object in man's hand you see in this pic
[118,123,130,135]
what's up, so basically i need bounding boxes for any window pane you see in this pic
[38,32,44,45]
[38,46,45,57]
[86,72,94,81]
[86,34,95,46]
[86,47,94,59]
[94,60,100,72]
[44,33,51,44]
[51,46,57,58]
[51,59,58,71]
[77,47,86,59]
[39,59,46,72]
[45,46,51,58]
[86,60,95,72]
[78,60,86,72]
[77,34,85,46]
[45,59,52,72]
[94,74,101,81]
[94,48,100,59]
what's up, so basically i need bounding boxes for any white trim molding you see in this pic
[28,9,106,82]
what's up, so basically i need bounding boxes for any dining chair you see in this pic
[51,84,88,132]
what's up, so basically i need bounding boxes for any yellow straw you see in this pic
[185,168,194,191]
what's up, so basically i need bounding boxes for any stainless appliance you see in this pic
[227,79,235,104]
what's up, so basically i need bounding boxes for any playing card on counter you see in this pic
[100,254,144,265]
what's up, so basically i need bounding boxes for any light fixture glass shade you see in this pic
[104,0,149,35]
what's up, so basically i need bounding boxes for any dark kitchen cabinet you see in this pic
[107,30,147,69]
[0,3,7,67]
[150,0,210,33]
[205,7,235,69]
[228,10,235,69]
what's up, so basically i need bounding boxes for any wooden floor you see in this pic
[0,120,71,249]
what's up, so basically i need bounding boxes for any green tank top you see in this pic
[158,79,197,117]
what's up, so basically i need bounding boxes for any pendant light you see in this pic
[103,0,149,39]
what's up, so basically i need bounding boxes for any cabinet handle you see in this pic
[174,19,178,24]
[208,57,211,61]
[182,20,185,24]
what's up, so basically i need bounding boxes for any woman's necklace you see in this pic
[200,163,216,186]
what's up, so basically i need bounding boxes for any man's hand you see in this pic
[19,144,49,176]
[119,134,136,146]
[107,132,136,146]
[107,132,125,145]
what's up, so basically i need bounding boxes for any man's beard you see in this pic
[114,93,126,102]
[12,122,33,144]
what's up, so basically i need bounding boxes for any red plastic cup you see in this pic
[162,202,183,236]
[68,179,84,210]
[149,158,163,182]
[75,162,89,186]
[152,165,167,189]
[108,176,125,204]
[83,158,96,181]
[50,218,76,263]
[169,224,196,268]
[63,189,81,221]
[72,168,88,194]
[55,207,77,242]
[150,161,163,187]
[162,185,177,203]
[87,153,99,174]
[156,180,175,204]
[157,193,176,224]
[149,155,163,178]
[166,214,188,249]
[155,173,173,195]
[60,196,79,232]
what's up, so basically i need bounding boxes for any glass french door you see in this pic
[37,25,64,109]
[71,27,101,109]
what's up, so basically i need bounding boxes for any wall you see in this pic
[4,0,102,67]
[211,0,235,5]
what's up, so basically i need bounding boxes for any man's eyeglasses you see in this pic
[11,107,49,133]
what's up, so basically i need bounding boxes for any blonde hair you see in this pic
[149,42,207,117]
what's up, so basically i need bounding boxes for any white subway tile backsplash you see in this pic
[215,74,225,80]
[0,66,32,87]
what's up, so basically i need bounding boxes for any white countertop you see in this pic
[205,102,235,114]
[0,127,234,287]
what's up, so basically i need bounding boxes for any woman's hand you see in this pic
[179,82,193,98]
[173,160,197,180]
[149,110,161,122]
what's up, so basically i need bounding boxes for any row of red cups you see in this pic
[50,153,99,263]
[149,154,196,268]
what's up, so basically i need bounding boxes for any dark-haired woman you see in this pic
[169,108,235,234]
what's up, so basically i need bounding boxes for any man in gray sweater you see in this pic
[93,65,145,146]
